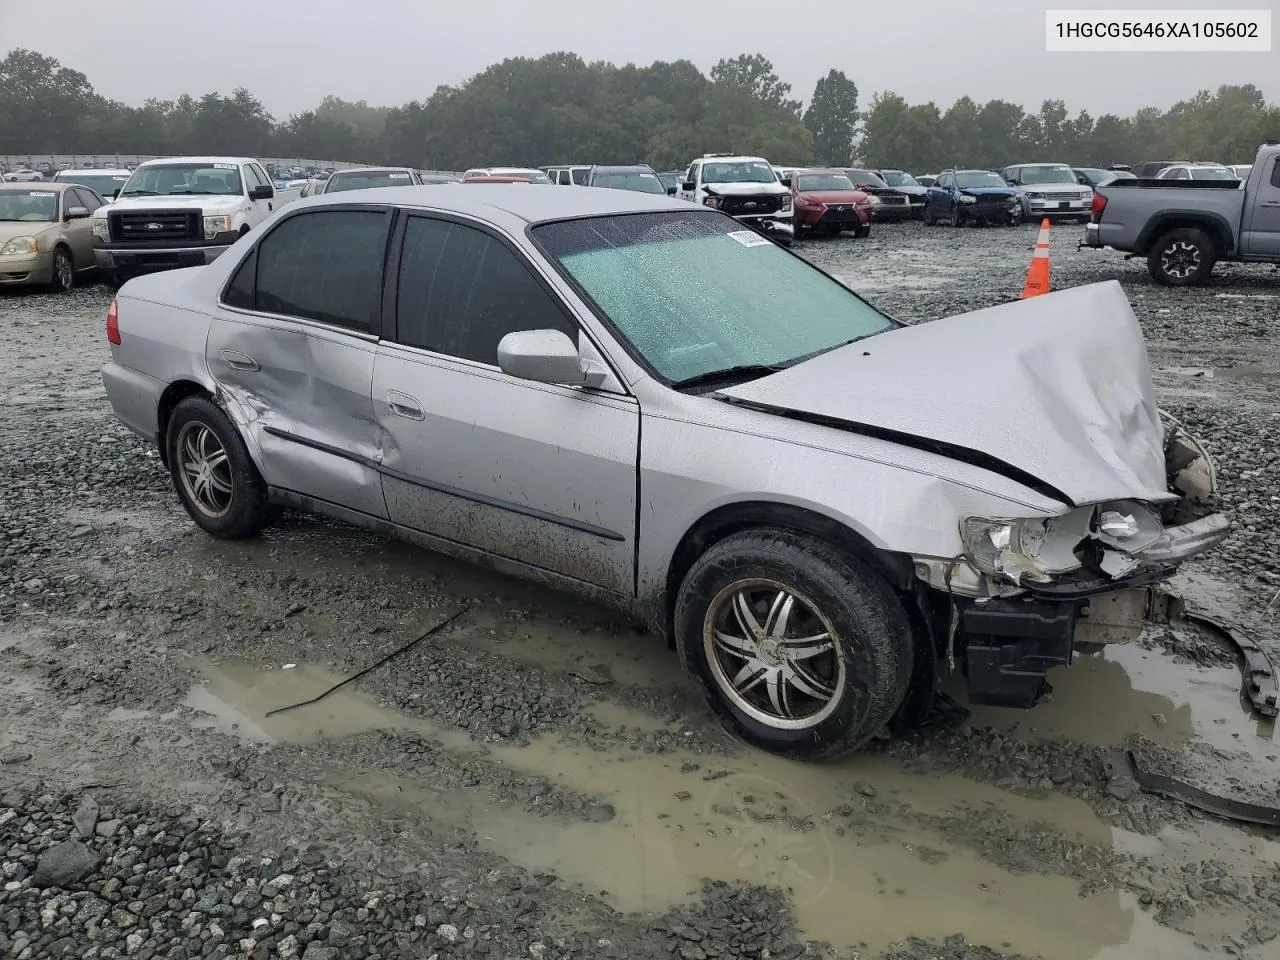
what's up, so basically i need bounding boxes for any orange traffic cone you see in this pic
[1021,218,1051,298]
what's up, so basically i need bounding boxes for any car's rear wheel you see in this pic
[923,205,936,226]
[1148,228,1217,286]
[854,224,870,239]
[674,529,913,760]
[166,395,272,539]
[49,247,74,293]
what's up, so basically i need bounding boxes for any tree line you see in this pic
[2,47,1276,173]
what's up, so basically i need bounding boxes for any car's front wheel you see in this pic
[166,395,272,539]
[49,247,74,292]
[674,529,913,760]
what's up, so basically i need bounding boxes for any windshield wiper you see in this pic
[120,190,158,196]
[671,363,788,391]
[167,190,219,195]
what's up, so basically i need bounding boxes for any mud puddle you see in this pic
[475,726,1218,959]
[182,658,471,750]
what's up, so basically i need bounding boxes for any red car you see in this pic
[786,169,873,238]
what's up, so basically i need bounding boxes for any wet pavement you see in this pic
[2,220,1279,959]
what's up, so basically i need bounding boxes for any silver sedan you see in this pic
[100,185,1229,759]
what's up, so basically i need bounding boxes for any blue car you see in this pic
[924,169,1022,227]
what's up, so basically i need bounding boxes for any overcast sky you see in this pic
[2,0,1275,118]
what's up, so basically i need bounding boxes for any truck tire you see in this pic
[673,528,913,760]
[1148,228,1217,286]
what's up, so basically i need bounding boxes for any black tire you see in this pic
[107,269,134,289]
[952,207,966,227]
[854,225,870,239]
[165,395,272,539]
[923,204,936,226]
[1147,228,1217,286]
[674,529,914,760]
[49,247,74,292]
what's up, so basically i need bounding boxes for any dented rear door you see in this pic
[207,206,392,518]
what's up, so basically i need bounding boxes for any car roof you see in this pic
[1007,162,1070,167]
[696,156,769,164]
[135,156,257,166]
[794,168,852,176]
[0,181,73,191]
[56,168,131,175]
[331,166,415,174]
[591,165,654,172]
[296,182,687,225]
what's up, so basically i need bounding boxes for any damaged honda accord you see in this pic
[100,185,1230,760]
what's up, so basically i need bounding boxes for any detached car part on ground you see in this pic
[1081,140,1280,286]
[101,185,1230,761]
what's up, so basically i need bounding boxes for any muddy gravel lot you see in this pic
[2,220,1279,960]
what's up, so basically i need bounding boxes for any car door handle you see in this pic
[1261,200,1280,208]
[385,390,425,420]
[221,349,259,371]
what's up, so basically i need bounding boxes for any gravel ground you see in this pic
[2,220,1279,960]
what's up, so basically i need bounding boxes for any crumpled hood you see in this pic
[704,182,788,197]
[107,195,243,214]
[717,280,1171,507]
[958,186,1018,198]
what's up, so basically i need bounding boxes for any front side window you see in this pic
[879,170,919,187]
[243,164,266,189]
[395,216,578,365]
[120,163,244,197]
[570,168,589,185]
[238,210,387,331]
[532,211,893,386]
[1189,167,1235,181]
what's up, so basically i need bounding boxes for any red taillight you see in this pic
[106,298,120,345]
[1089,192,1107,223]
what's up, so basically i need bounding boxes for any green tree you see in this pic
[803,70,859,166]
[710,54,801,118]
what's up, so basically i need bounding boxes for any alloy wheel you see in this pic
[55,252,73,290]
[1160,240,1201,280]
[175,421,234,518]
[702,579,844,730]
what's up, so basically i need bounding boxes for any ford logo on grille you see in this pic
[743,202,757,209]
[144,222,164,231]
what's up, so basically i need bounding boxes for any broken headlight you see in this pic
[961,501,1164,586]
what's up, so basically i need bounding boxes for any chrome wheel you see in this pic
[702,579,844,730]
[175,421,233,518]
[1160,240,1201,280]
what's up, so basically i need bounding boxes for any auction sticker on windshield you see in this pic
[214,163,237,169]
[728,230,771,247]
[30,192,56,197]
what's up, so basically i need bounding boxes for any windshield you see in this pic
[532,211,893,385]
[56,173,128,196]
[121,162,243,196]
[844,170,888,187]
[592,172,666,194]
[0,190,58,221]
[702,161,777,184]
[1015,165,1076,185]
[878,170,918,187]
[955,171,1008,189]
[796,174,855,192]
[326,170,414,192]
[1190,166,1236,180]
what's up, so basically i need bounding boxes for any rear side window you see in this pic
[1271,159,1280,188]
[394,215,577,364]
[234,210,387,331]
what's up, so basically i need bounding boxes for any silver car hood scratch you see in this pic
[717,280,1171,507]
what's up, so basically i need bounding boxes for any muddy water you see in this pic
[171,652,1273,959]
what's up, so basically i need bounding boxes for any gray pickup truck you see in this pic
[1081,140,1280,286]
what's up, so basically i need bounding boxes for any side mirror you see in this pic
[497,329,606,388]
[681,181,695,192]
[781,178,792,188]
[666,184,677,195]
[65,206,90,220]
[248,184,274,200]
[1006,179,1017,186]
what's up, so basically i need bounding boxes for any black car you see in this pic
[869,169,929,218]
[1073,167,1136,187]
[841,169,915,220]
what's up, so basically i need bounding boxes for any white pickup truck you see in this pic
[92,156,290,283]
[675,154,794,244]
